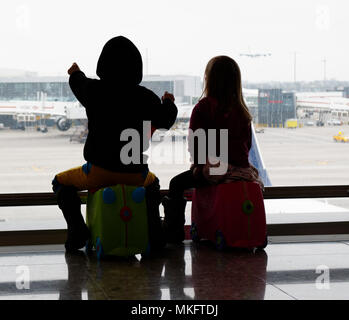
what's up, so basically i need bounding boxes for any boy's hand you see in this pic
[68,63,81,75]
[161,91,175,102]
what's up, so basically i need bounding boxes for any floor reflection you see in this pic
[59,251,89,300]
[58,242,268,300]
[189,242,268,299]
[4,241,349,300]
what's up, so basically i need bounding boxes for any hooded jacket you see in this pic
[69,36,178,173]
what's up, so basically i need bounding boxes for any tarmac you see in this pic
[0,124,349,231]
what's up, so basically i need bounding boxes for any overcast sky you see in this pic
[0,0,348,82]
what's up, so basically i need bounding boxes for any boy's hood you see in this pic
[96,36,143,85]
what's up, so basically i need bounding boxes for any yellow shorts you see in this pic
[54,162,156,191]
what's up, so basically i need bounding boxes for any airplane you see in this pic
[239,53,272,58]
[0,100,196,132]
[239,45,272,58]
[0,100,86,131]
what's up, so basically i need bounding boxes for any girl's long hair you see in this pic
[202,55,252,122]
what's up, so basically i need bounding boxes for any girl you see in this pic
[162,55,263,243]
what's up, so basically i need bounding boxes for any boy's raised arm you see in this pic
[151,91,178,130]
[68,63,95,107]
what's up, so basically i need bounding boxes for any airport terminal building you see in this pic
[0,74,202,104]
[258,89,297,127]
[0,72,202,128]
[1,70,349,129]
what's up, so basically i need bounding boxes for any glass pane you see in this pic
[1,1,349,232]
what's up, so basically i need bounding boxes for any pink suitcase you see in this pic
[191,181,267,250]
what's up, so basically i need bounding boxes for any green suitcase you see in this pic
[86,184,150,259]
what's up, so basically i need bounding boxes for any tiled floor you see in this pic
[0,240,348,300]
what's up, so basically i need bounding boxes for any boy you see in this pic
[52,36,177,252]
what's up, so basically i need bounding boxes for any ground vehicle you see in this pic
[333,132,349,143]
[328,119,342,126]
[70,126,88,143]
[285,119,297,129]
[255,128,264,133]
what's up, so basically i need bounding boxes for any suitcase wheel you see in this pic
[190,223,200,242]
[257,236,268,250]
[96,237,104,260]
[215,230,226,251]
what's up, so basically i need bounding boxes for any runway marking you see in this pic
[32,166,45,172]
[317,161,329,165]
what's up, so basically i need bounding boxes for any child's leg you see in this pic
[168,169,204,198]
[144,177,166,251]
[55,185,89,252]
[163,169,208,243]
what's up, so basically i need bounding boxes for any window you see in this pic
[0,0,349,232]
